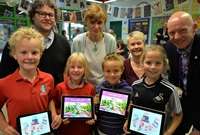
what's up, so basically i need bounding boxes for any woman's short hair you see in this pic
[126,31,146,45]
[83,3,107,25]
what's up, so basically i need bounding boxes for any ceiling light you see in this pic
[104,0,116,3]
[86,0,103,4]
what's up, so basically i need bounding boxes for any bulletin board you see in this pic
[192,13,200,34]
[128,18,150,45]
[151,16,169,44]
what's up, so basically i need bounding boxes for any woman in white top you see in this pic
[71,3,116,87]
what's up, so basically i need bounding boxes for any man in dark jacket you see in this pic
[0,0,71,86]
[156,21,169,50]
[166,11,200,135]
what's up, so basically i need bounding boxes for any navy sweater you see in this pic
[96,79,132,135]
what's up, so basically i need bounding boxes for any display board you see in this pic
[151,16,169,45]
[128,18,150,45]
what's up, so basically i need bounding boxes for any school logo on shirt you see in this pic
[153,93,164,103]
[40,85,47,95]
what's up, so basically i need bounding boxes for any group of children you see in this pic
[0,27,182,135]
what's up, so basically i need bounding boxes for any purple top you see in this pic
[121,58,144,86]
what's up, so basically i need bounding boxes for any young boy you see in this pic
[96,53,132,135]
[0,27,61,135]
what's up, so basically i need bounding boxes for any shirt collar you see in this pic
[177,42,193,55]
[67,77,85,89]
[45,30,54,49]
[15,68,43,81]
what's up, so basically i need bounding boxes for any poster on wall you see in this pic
[154,1,162,15]
[0,20,14,48]
[144,5,151,17]
[18,0,33,14]
[192,13,200,34]
[128,18,150,44]
[165,0,174,11]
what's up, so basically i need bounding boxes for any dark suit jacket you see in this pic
[165,34,200,112]
[156,28,169,45]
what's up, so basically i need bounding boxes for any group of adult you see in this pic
[0,0,199,134]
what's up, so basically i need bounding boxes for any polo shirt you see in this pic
[0,68,55,129]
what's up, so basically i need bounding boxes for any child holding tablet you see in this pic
[53,52,96,135]
[96,53,132,135]
[123,45,183,135]
[0,27,61,135]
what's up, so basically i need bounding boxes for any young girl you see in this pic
[53,52,96,135]
[0,27,61,135]
[96,53,132,135]
[123,45,183,135]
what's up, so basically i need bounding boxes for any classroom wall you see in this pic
[106,0,200,44]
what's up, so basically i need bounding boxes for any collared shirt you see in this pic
[0,68,55,129]
[177,43,192,95]
[31,25,54,49]
[160,29,167,45]
[44,30,54,49]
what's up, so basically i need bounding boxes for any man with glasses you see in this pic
[0,0,71,86]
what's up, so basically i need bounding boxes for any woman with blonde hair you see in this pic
[121,31,146,86]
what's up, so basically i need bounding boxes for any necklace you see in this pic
[131,60,142,71]
[89,34,102,52]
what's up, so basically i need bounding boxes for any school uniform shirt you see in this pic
[0,68,55,130]
[132,76,182,114]
[0,32,71,86]
[95,79,132,135]
[53,77,96,135]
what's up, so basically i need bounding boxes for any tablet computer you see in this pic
[97,87,132,118]
[16,111,52,135]
[61,95,94,120]
[127,104,166,135]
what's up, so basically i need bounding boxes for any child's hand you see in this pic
[123,120,131,134]
[62,118,70,125]
[86,114,97,125]
[94,94,99,105]
[189,130,200,135]
[51,114,62,130]
[2,125,20,135]
[127,101,133,112]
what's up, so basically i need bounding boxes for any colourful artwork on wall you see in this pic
[151,17,169,44]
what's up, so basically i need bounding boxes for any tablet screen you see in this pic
[128,105,166,135]
[61,95,94,119]
[97,88,131,117]
[17,111,52,135]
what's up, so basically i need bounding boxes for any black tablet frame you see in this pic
[127,104,166,135]
[16,111,52,135]
[97,87,132,118]
[61,95,95,120]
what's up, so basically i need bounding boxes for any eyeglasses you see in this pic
[35,11,55,19]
